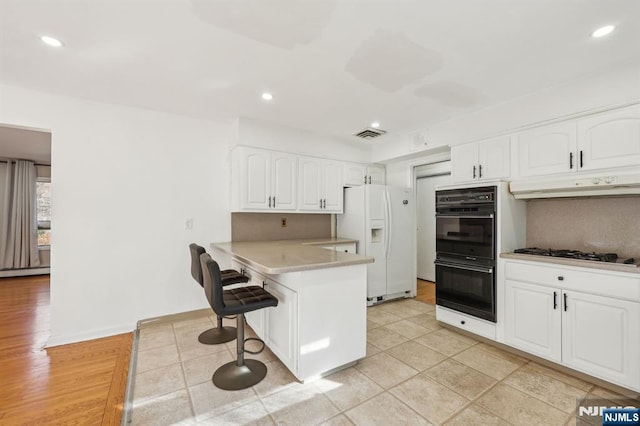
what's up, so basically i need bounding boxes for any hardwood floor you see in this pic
[0,275,132,425]
[416,279,436,304]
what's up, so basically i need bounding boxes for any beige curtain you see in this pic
[0,160,40,270]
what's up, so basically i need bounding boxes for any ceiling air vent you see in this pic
[354,128,387,139]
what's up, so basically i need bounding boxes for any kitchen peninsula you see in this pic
[210,239,374,382]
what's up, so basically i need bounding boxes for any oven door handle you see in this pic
[434,260,493,274]
[435,213,494,219]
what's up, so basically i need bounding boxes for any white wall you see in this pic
[385,150,451,188]
[373,61,640,163]
[0,84,236,345]
[236,117,371,163]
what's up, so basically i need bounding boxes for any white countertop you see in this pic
[211,238,373,274]
[501,252,640,274]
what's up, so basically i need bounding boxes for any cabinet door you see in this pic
[243,270,266,338]
[578,105,640,171]
[343,163,366,186]
[271,153,297,210]
[322,161,343,213]
[298,157,323,211]
[516,122,577,177]
[367,165,386,185]
[478,136,511,180]
[241,149,271,209]
[505,280,562,362]
[451,143,478,183]
[265,280,297,370]
[561,291,640,390]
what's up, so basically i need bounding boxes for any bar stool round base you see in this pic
[198,327,236,345]
[212,359,268,390]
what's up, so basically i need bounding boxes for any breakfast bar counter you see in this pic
[211,238,369,274]
[210,239,374,382]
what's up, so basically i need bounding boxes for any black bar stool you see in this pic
[200,253,278,390]
[189,243,249,345]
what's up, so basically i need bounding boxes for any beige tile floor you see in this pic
[130,299,637,425]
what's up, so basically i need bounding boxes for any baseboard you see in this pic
[122,329,139,426]
[137,308,212,329]
[0,267,50,278]
[46,323,135,348]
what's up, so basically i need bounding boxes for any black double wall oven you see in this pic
[435,186,497,322]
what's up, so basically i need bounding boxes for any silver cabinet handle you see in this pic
[272,195,275,207]
[319,199,323,208]
[569,152,574,169]
[323,199,326,209]
[473,165,476,179]
[268,196,272,208]
[434,260,493,274]
[368,176,372,184]
[364,175,367,184]
[478,164,483,178]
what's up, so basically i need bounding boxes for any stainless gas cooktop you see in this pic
[513,247,637,267]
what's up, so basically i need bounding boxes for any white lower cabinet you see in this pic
[561,291,640,389]
[436,305,497,340]
[263,279,298,371]
[503,260,640,391]
[232,264,297,367]
[505,280,561,361]
[230,259,367,381]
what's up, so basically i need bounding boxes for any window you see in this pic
[36,181,51,246]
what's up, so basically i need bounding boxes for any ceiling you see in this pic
[0,125,51,164]
[1,0,639,145]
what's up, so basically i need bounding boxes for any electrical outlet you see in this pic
[281,217,287,227]
[185,217,193,230]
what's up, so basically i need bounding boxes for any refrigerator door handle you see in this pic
[383,188,391,259]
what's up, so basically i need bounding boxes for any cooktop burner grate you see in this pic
[514,248,618,262]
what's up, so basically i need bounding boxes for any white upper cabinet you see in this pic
[298,156,343,213]
[271,153,298,210]
[514,104,640,178]
[516,122,578,177]
[451,136,510,183]
[343,163,367,186]
[366,165,386,185]
[232,147,297,211]
[578,105,640,171]
[323,161,344,212]
[343,163,386,186]
[451,143,478,183]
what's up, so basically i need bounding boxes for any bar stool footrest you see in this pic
[243,337,266,355]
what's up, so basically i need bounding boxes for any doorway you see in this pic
[0,124,52,277]
[415,161,451,303]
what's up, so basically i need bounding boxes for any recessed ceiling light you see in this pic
[41,35,63,47]
[591,25,615,38]
[371,122,380,128]
[261,92,273,101]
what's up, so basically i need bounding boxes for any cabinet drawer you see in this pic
[436,306,496,340]
[505,261,640,302]
[334,243,357,254]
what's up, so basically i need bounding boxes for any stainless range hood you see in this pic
[509,172,640,199]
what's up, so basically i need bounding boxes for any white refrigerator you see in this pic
[337,185,414,305]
